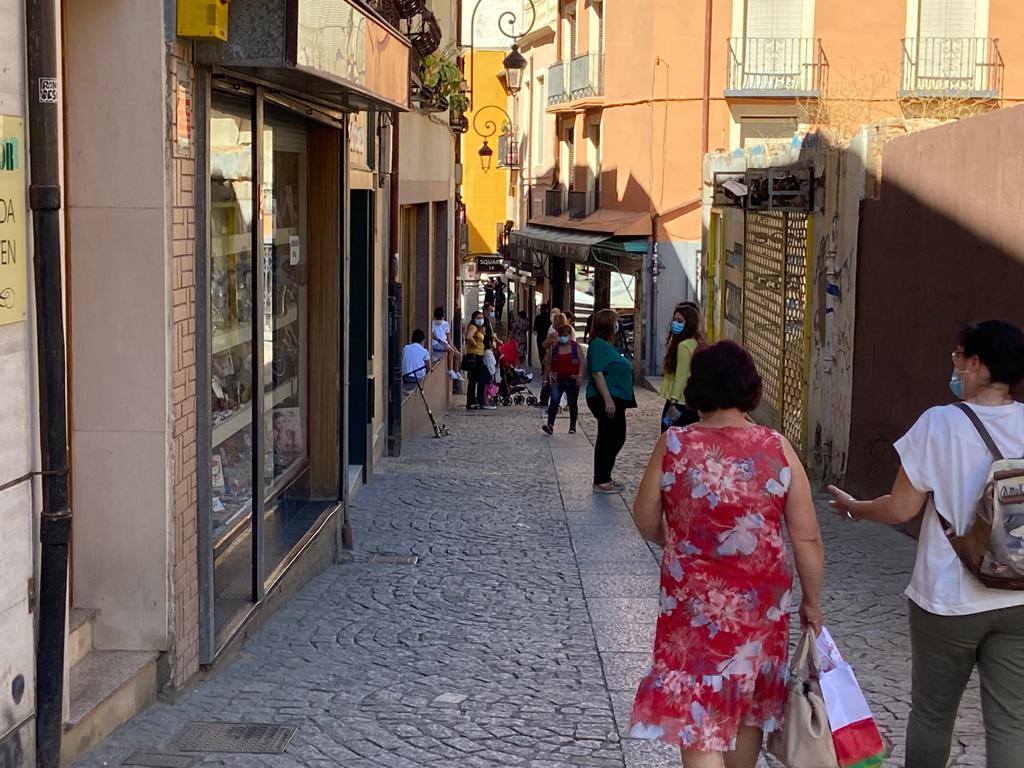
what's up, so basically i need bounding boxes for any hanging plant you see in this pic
[421,44,464,115]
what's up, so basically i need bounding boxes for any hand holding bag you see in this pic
[768,631,839,768]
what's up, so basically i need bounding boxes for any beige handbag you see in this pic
[767,631,839,768]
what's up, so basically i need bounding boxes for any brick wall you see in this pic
[168,41,199,687]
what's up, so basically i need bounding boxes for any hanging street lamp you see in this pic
[501,43,528,97]
[478,139,494,173]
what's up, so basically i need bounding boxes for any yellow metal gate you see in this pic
[742,211,812,453]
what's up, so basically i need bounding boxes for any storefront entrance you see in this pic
[203,86,346,656]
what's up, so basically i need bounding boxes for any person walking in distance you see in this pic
[513,310,531,366]
[463,310,487,410]
[630,340,825,768]
[660,302,703,432]
[494,277,506,322]
[542,323,585,435]
[534,303,552,369]
[586,309,636,493]
[829,320,1024,768]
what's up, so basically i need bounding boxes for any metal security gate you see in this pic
[742,210,812,453]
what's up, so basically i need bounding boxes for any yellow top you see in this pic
[659,338,699,404]
[465,324,486,355]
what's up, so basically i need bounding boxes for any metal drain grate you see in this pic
[369,553,418,565]
[122,753,198,768]
[172,722,296,754]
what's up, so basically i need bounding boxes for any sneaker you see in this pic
[541,424,554,435]
[482,405,497,411]
[568,427,577,434]
[593,482,620,494]
[467,404,481,410]
[447,370,460,381]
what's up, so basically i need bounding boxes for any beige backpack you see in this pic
[937,402,1024,590]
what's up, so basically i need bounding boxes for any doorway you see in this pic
[348,190,374,484]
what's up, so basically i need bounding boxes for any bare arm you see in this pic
[828,467,926,525]
[633,433,667,546]
[781,437,825,635]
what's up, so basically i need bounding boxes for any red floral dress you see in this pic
[629,425,794,752]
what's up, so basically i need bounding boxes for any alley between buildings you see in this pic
[73,389,984,768]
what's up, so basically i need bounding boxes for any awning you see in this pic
[510,225,650,267]
[529,208,652,238]
[510,226,610,264]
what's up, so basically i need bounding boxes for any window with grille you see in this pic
[918,0,978,38]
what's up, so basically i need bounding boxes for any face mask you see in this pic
[558,335,571,345]
[474,318,485,327]
[671,320,685,335]
[489,312,496,319]
[949,367,965,400]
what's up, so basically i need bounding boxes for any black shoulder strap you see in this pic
[953,402,1005,460]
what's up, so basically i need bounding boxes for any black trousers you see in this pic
[660,400,700,433]
[465,356,487,408]
[587,396,629,485]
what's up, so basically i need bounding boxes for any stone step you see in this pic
[67,608,98,669]
[61,649,159,767]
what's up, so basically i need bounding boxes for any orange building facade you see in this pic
[509,0,1024,372]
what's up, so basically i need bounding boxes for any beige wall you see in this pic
[0,0,39,752]
[64,0,172,652]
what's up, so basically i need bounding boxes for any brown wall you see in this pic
[845,106,1024,497]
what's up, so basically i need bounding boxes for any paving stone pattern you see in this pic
[75,388,984,767]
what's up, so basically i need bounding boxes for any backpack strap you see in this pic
[953,402,1005,461]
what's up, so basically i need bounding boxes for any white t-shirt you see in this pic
[895,402,1024,616]
[402,343,431,380]
[431,319,450,349]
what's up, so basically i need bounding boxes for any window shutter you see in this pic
[567,128,575,191]
[919,0,978,38]
[745,0,803,38]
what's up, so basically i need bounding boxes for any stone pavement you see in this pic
[74,388,984,767]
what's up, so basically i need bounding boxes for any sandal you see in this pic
[593,482,620,494]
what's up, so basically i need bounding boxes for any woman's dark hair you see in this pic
[519,310,528,319]
[959,320,1024,388]
[684,340,763,413]
[663,303,704,375]
[411,328,426,344]
[590,309,618,342]
[433,306,445,320]
[555,323,574,337]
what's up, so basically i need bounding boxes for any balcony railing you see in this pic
[570,53,605,100]
[568,190,596,220]
[544,189,563,216]
[726,38,827,97]
[900,37,1003,99]
[547,61,568,105]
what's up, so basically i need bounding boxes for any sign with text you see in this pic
[476,255,505,273]
[0,116,27,325]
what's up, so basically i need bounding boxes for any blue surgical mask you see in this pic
[671,320,685,335]
[949,367,965,400]
[489,312,496,319]
[474,318,485,327]
[558,335,570,345]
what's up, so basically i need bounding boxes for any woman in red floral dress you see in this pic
[629,341,825,768]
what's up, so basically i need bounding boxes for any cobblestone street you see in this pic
[74,389,984,768]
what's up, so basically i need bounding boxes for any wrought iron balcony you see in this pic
[726,38,827,97]
[547,61,568,105]
[900,38,1003,99]
[544,189,563,216]
[568,190,595,220]
[570,53,604,100]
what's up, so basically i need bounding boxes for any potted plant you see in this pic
[421,44,466,118]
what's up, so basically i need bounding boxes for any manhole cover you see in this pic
[122,753,198,768]
[369,554,418,565]
[172,722,296,754]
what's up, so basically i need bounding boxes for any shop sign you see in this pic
[348,112,369,171]
[0,116,27,326]
[476,255,505,273]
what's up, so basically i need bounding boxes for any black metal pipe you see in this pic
[25,0,72,765]
[386,113,402,456]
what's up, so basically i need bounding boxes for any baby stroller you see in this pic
[494,339,537,406]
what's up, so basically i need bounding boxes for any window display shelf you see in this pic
[213,307,299,355]
[212,378,299,448]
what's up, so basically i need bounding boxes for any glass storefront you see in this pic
[207,91,339,648]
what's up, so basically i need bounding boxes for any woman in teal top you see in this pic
[586,308,637,493]
[659,302,703,433]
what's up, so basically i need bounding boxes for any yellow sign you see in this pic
[0,116,27,325]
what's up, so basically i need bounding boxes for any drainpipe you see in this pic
[701,0,713,157]
[387,114,402,456]
[26,0,72,765]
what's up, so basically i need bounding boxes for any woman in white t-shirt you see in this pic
[431,306,462,381]
[829,320,1024,768]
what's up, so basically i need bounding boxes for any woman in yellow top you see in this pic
[463,310,494,410]
[659,302,703,432]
